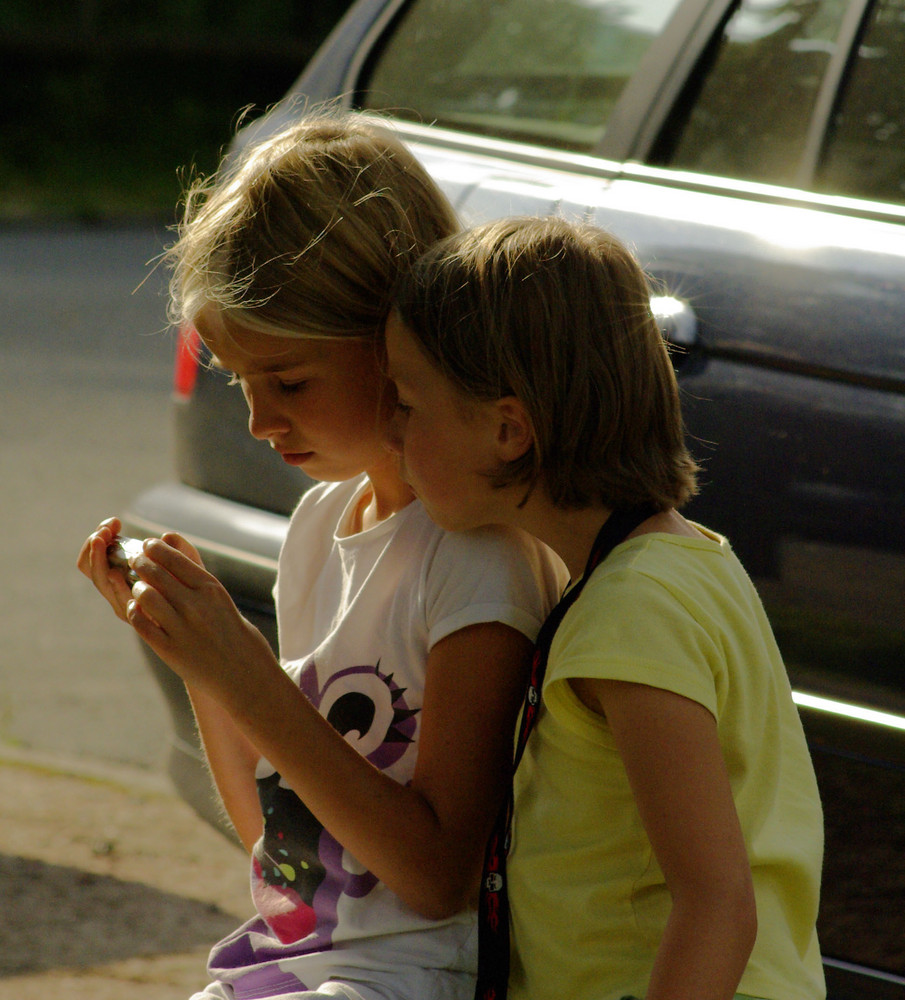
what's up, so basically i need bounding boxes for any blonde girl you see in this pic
[78,117,565,1000]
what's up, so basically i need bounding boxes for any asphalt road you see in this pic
[0,223,180,769]
[0,224,251,998]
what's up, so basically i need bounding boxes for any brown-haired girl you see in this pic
[386,216,825,1000]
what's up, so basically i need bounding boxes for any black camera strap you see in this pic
[475,503,658,1000]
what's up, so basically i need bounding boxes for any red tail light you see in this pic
[173,324,201,400]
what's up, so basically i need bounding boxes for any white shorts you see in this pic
[190,980,387,1000]
[191,966,474,1000]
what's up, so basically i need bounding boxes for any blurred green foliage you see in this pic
[0,0,345,37]
[0,1,353,222]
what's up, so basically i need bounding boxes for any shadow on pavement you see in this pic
[0,853,241,977]
[0,756,249,997]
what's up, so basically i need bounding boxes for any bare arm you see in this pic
[185,684,263,851]
[119,535,533,919]
[78,521,262,850]
[573,678,757,1000]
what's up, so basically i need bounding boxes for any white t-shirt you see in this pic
[207,476,566,998]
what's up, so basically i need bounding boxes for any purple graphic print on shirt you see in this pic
[251,659,419,949]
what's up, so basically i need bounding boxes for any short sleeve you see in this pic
[548,566,724,719]
[423,525,567,650]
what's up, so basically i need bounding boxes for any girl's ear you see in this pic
[494,396,534,462]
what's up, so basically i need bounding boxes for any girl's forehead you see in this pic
[195,307,331,370]
[384,310,429,384]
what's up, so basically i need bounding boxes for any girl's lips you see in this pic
[279,451,314,466]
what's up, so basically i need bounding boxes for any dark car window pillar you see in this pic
[815,0,905,204]
[663,0,856,188]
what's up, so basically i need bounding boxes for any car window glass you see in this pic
[664,0,851,187]
[815,0,905,204]
[360,0,685,152]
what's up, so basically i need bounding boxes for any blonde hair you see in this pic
[167,109,459,340]
[393,216,700,511]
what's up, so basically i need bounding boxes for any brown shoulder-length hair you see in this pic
[393,216,699,511]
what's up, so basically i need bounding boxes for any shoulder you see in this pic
[556,531,737,658]
[439,522,551,557]
[390,504,564,574]
[435,524,567,584]
[547,540,727,714]
[552,529,759,675]
[415,523,566,646]
[585,527,735,599]
[292,476,366,517]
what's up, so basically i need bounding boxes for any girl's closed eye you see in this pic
[277,377,308,394]
[395,399,413,415]
[222,371,306,394]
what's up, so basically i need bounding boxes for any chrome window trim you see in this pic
[379,115,905,226]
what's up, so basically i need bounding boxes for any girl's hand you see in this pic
[76,522,207,623]
[124,536,280,706]
[77,517,137,622]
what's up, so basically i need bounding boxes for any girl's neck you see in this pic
[357,456,415,531]
[517,500,696,578]
[519,503,617,580]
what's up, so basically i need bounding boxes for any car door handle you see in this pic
[651,295,698,349]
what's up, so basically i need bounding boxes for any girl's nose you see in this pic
[246,387,291,441]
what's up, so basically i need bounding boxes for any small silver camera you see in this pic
[106,535,144,586]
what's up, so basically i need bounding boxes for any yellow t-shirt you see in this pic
[507,528,825,1000]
